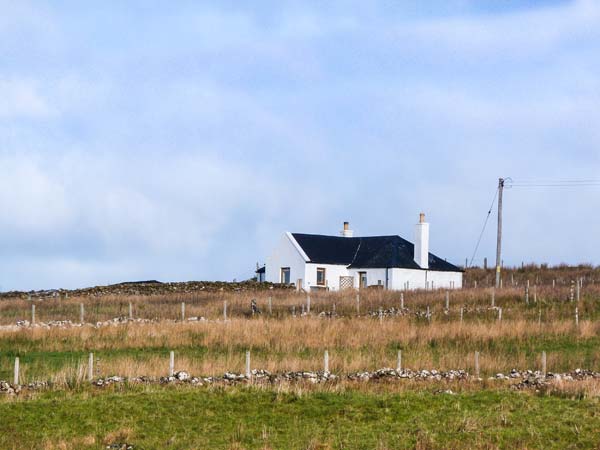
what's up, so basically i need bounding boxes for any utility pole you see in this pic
[495,178,505,288]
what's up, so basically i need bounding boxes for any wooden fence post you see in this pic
[426,306,431,323]
[541,351,547,377]
[400,293,404,309]
[396,350,402,372]
[306,295,311,314]
[80,303,85,324]
[245,350,251,378]
[576,281,581,302]
[169,351,175,376]
[14,357,19,385]
[31,304,35,326]
[379,307,383,325]
[268,297,272,315]
[445,291,449,310]
[88,353,94,381]
[181,302,185,321]
[460,307,464,323]
[324,350,329,373]
[223,301,227,321]
[491,289,495,307]
[356,294,360,314]
[128,302,133,320]
[474,351,480,379]
[292,306,296,317]
[575,307,579,327]
[498,307,502,322]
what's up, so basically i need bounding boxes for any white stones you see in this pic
[175,371,190,381]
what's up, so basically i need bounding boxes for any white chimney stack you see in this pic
[414,213,429,268]
[340,221,354,237]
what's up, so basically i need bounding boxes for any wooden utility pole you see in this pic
[495,178,505,288]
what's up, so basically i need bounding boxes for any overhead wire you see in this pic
[468,187,498,269]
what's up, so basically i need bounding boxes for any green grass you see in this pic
[1,386,599,449]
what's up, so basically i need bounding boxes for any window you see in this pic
[281,267,290,284]
[316,267,326,286]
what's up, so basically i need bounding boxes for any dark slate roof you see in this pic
[255,266,266,274]
[291,233,462,272]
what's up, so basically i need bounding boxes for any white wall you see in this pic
[265,233,307,287]
[389,268,462,290]
[305,263,350,290]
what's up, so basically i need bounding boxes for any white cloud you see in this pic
[0,79,56,118]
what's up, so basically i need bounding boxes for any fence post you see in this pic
[88,353,94,381]
[533,285,537,303]
[379,307,383,324]
[80,303,85,324]
[14,357,19,385]
[223,301,227,321]
[491,289,495,307]
[306,295,311,314]
[445,291,449,310]
[268,297,272,315]
[474,351,480,379]
[498,307,502,322]
[426,306,431,323]
[576,281,581,302]
[324,350,329,373]
[292,305,296,317]
[31,304,35,326]
[575,307,579,327]
[460,307,464,323]
[169,351,175,377]
[181,302,185,321]
[128,302,133,320]
[245,350,251,378]
[400,293,404,310]
[541,351,547,377]
[396,350,402,372]
[356,294,360,315]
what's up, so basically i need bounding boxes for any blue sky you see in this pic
[1,0,599,290]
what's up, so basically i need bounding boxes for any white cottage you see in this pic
[264,214,462,291]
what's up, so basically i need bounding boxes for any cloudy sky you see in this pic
[1,0,599,291]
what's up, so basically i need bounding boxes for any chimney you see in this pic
[414,213,429,268]
[340,221,354,237]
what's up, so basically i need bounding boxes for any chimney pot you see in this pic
[419,213,425,223]
[340,221,353,237]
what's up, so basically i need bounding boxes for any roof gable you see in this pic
[290,233,462,272]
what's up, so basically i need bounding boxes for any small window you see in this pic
[281,267,290,284]
[316,267,326,286]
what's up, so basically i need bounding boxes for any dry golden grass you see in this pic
[2,273,600,386]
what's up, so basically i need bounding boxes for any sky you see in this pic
[1,0,599,291]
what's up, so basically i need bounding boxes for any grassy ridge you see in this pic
[1,387,599,449]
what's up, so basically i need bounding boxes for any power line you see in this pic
[507,178,600,188]
[468,187,498,269]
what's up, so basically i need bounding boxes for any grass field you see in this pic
[2,386,600,449]
[1,265,600,449]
